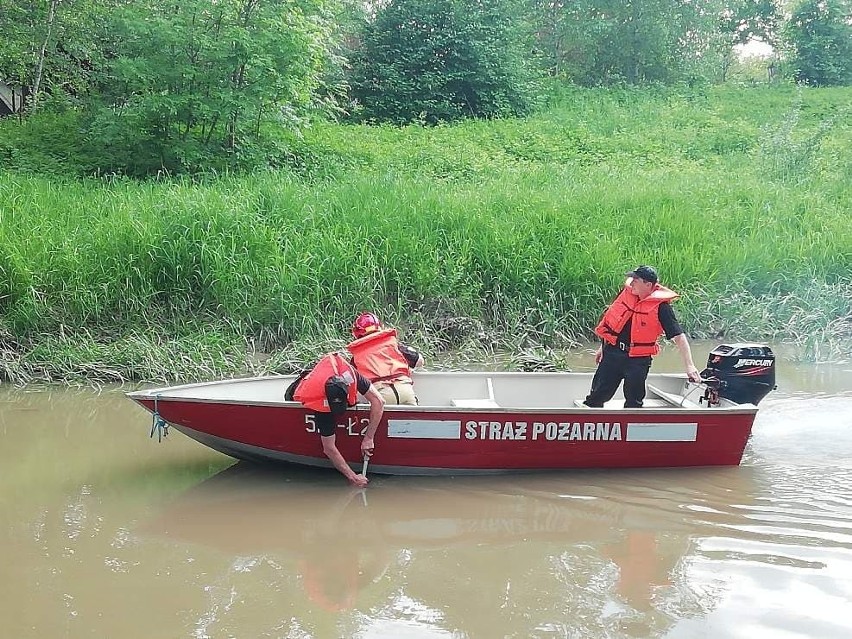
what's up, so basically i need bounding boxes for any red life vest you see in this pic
[594,280,679,357]
[347,328,411,383]
[293,353,358,412]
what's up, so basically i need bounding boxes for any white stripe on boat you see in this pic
[388,419,462,439]
[626,422,698,442]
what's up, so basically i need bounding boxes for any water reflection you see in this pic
[141,463,766,637]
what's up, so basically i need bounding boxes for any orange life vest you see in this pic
[347,328,412,383]
[293,353,358,412]
[594,280,679,357]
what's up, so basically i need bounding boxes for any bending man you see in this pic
[347,312,424,405]
[291,352,385,487]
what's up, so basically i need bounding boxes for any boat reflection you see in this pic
[143,462,761,636]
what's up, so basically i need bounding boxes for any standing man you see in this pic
[291,352,385,487]
[347,312,424,405]
[584,265,701,408]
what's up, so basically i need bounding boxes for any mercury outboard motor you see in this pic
[700,343,776,406]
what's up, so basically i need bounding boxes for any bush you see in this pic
[347,0,540,124]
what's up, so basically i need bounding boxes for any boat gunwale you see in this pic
[125,373,292,397]
[126,371,758,414]
[128,370,689,396]
[127,393,758,415]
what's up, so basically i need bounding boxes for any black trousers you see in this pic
[584,345,652,408]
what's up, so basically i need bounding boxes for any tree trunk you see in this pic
[31,0,60,114]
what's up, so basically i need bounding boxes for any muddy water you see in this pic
[1,344,851,638]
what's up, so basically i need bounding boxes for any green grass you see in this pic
[1,85,850,382]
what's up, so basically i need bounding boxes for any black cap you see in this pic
[626,265,658,283]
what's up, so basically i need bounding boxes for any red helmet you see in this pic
[352,312,382,339]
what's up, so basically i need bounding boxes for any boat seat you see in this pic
[451,398,500,408]
[573,398,672,409]
[646,384,701,408]
[451,377,498,408]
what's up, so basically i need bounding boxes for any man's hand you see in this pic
[361,435,375,458]
[672,334,700,382]
[360,384,384,457]
[349,473,369,488]
[595,346,603,364]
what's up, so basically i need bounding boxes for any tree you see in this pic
[720,0,780,47]
[347,0,539,124]
[0,0,107,112]
[716,0,781,82]
[82,0,338,175]
[526,0,725,86]
[784,0,852,86]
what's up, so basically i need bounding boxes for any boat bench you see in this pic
[451,398,500,408]
[646,384,701,408]
[573,398,672,409]
[451,377,499,408]
[570,384,701,409]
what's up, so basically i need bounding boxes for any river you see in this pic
[1,343,851,638]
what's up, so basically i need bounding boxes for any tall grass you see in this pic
[1,85,850,382]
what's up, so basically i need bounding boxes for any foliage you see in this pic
[756,87,849,183]
[2,86,850,381]
[0,109,89,174]
[715,0,781,82]
[783,0,852,86]
[682,280,852,363]
[719,0,781,47]
[0,0,109,111]
[78,0,338,176]
[723,54,779,86]
[528,0,724,85]
[347,0,539,123]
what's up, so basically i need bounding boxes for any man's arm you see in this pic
[360,383,385,457]
[659,303,701,382]
[321,434,368,488]
[399,343,424,369]
[672,333,701,382]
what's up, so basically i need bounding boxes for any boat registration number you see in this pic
[304,414,368,436]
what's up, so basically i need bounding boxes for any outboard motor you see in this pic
[700,343,776,406]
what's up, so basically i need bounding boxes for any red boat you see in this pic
[127,343,775,474]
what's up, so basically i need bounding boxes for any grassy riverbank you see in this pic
[1,85,850,383]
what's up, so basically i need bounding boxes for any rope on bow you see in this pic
[149,395,170,442]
